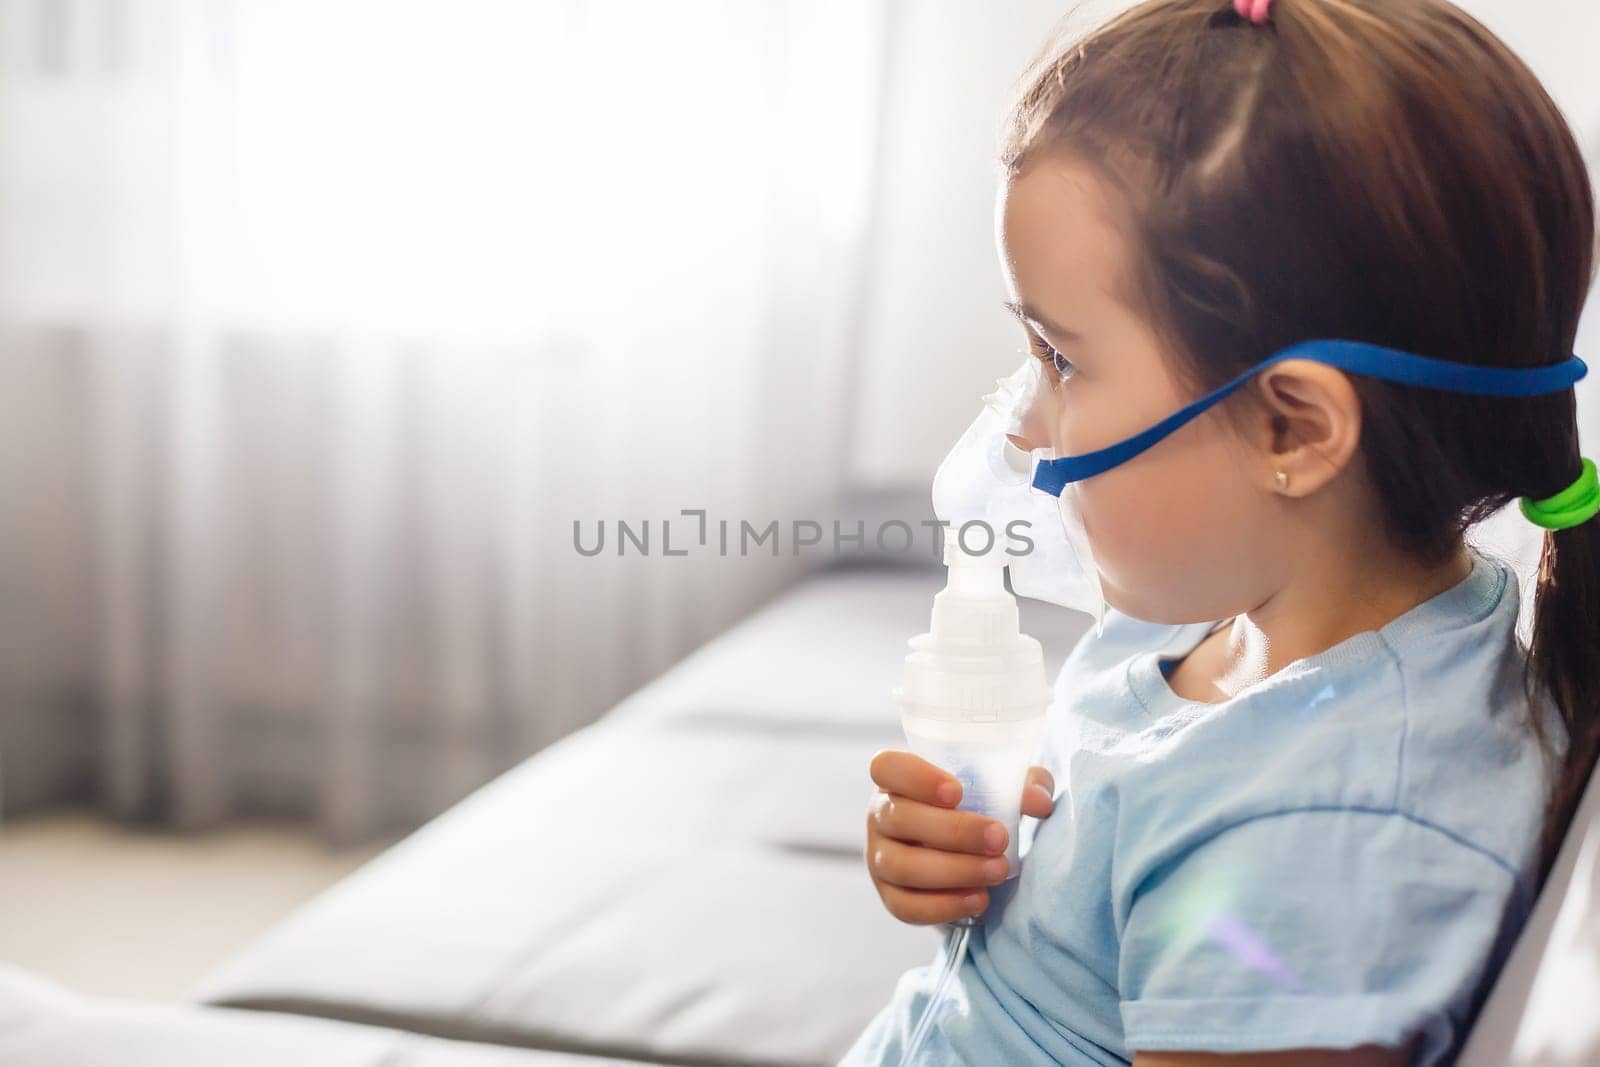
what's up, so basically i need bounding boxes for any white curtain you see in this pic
[0,0,892,841]
[8,0,1595,845]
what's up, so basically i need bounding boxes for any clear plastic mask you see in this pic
[931,357,1106,632]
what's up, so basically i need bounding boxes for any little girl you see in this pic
[848,1,1598,1064]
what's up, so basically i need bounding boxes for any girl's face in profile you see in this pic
[994,153,1286,625]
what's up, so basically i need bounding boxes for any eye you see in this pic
[1027,331,1077,383]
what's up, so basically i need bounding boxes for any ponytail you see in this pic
[1525,514,1600,879]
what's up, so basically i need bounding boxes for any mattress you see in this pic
[0,964,640,1067]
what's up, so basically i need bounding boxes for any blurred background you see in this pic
[2,0,1599,1005]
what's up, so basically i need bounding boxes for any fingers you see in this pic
[869,749,961,807]
[863,754,1052,928]
[867,834,1010,891]
[1020,765,1055,819]
[870,792,1007,855]
[873,881,990,926]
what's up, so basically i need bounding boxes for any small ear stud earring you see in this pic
[1274,470,1290,491]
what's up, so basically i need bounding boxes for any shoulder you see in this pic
[1118,550,1548,892]
[1385,551,1554,880]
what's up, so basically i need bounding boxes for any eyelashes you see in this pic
[1026,331,1077,384]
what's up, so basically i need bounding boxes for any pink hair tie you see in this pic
[1234,0,1273,24]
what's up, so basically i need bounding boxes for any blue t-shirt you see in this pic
[842,546,1559,1066]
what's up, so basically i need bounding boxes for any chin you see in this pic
[1100,575,1217,627]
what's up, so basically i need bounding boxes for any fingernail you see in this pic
[962,893,986,914]
[983,858,1008,883]
[984,823,1007,853]
[937,781,961,805]
[1028,783,1052,806]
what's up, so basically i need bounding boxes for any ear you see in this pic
[1251,359,1362,497]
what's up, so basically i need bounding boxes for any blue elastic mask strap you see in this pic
[1031,339,1588,495]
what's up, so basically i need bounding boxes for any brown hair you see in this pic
[1001,0,1597,880]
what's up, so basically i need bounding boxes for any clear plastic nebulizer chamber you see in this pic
[895,538,1052,893]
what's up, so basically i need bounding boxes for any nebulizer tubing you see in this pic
[899,922,974,1066]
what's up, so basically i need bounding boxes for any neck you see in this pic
[1194,536,1474,702]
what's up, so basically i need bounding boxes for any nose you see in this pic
[1004,432,1036,452]
[1008,366,1059,453]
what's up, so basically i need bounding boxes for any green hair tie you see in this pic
[1520,457,1600,530]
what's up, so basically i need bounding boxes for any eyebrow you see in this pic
[1002,300,1080,340]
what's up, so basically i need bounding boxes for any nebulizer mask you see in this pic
[931,354,1106,630]
[893,338,1588,1066]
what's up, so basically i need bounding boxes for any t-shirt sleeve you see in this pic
[1117,807,1524,1060]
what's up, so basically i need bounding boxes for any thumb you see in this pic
[1021,765,1055,818]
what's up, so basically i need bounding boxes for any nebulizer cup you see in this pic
[895,536,1052,908]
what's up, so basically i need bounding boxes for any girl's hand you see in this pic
[864,749,1056,925]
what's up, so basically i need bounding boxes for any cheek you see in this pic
[1054,385,1120,458]
[1075,426,1272,621]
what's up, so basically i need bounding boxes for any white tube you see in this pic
[898,924,972,1067]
